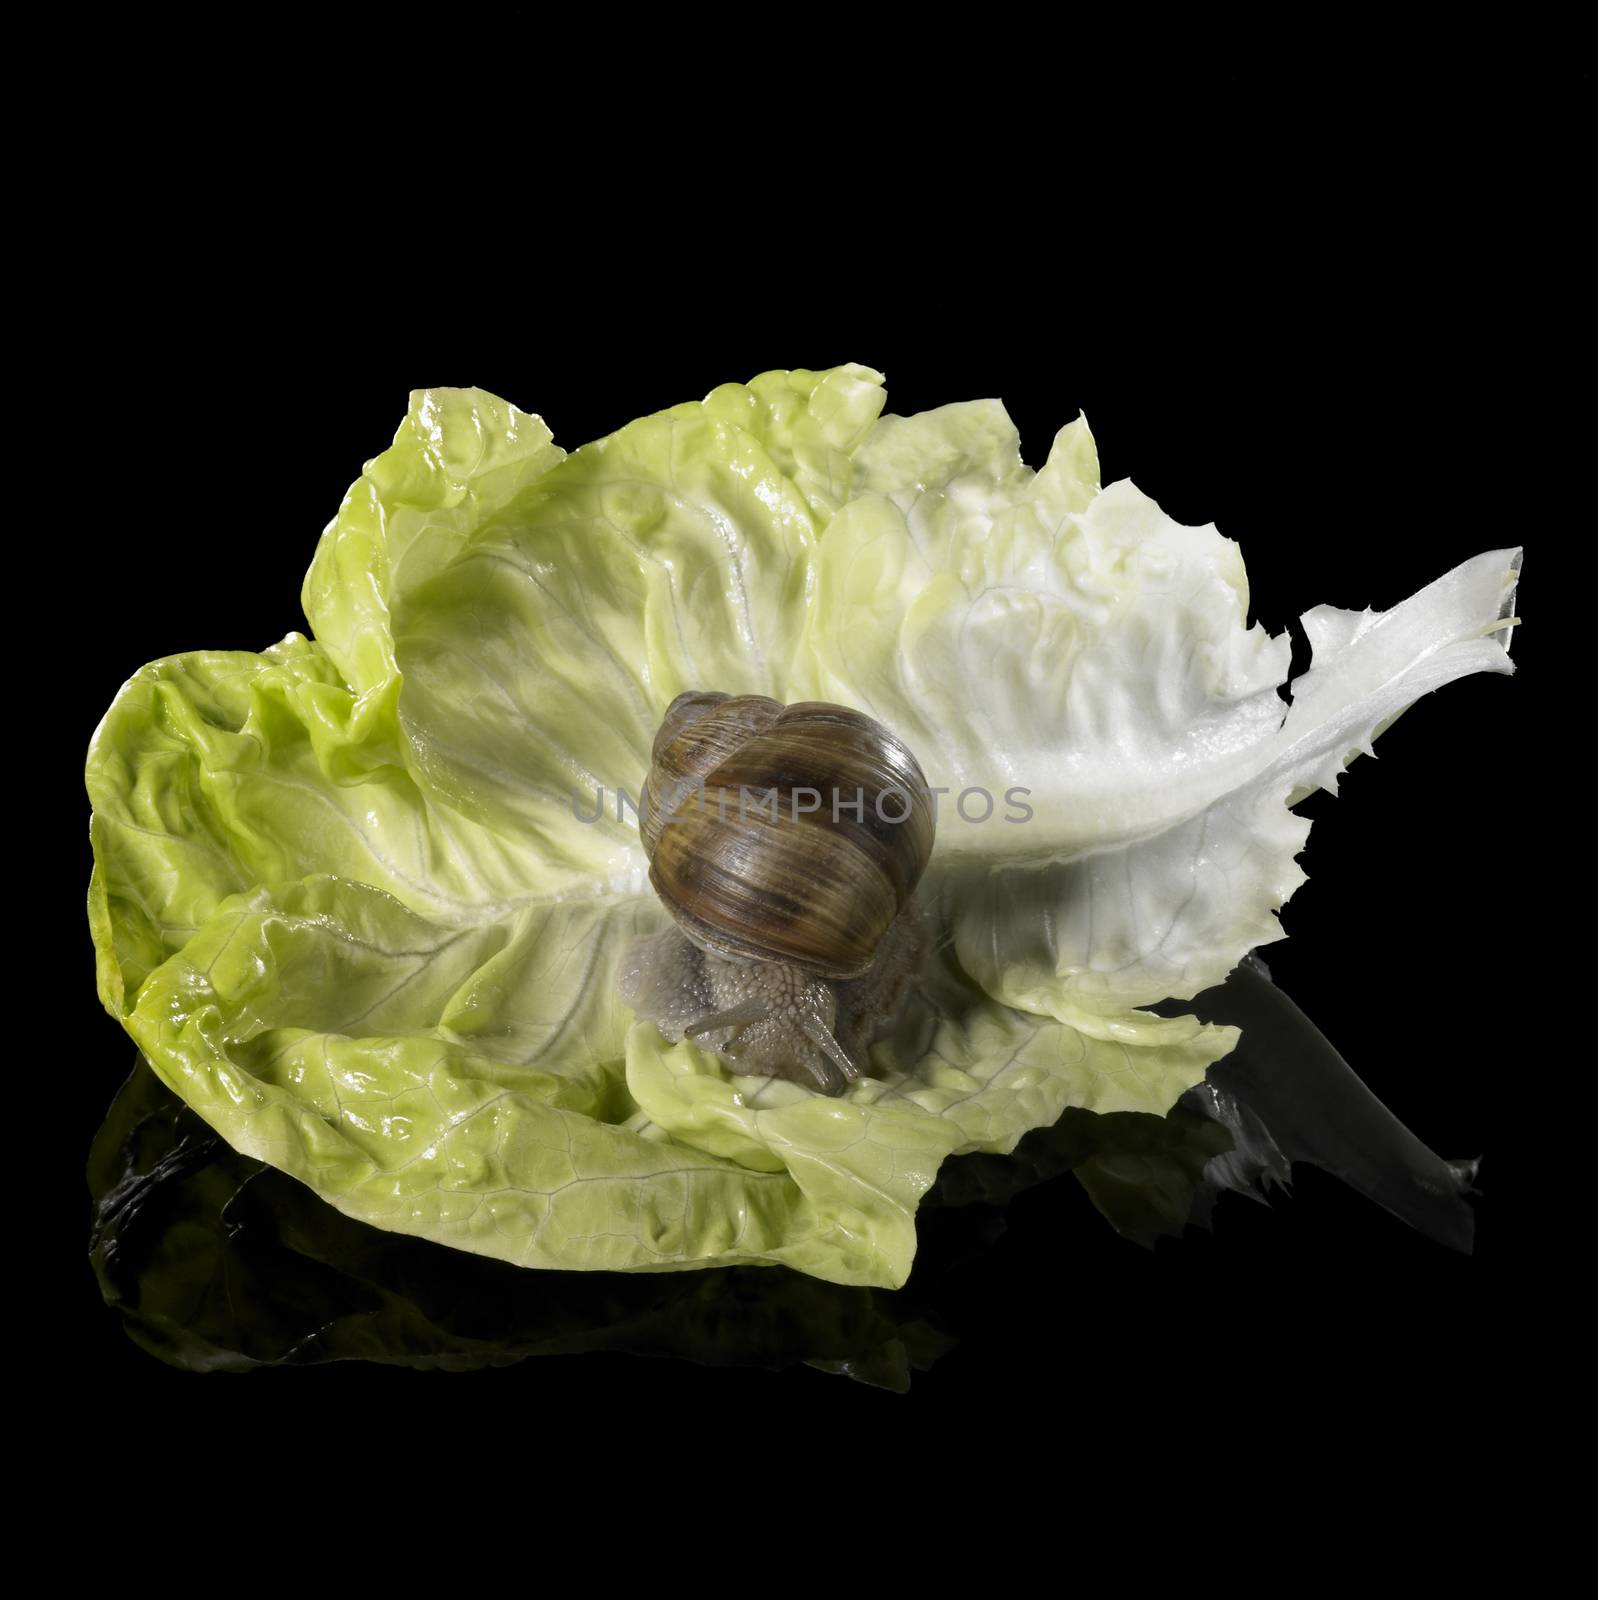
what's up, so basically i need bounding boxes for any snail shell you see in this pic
[620,690,936,1093]
[641,692,935,977]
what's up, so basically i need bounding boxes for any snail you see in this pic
[618,691,936,1095]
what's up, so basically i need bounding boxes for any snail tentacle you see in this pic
[684,998,771,1043]
[799,1012,862,1085]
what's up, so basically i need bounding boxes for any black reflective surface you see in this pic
[88,962,1478,1389]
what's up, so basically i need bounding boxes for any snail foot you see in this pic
[619,905,928,1096]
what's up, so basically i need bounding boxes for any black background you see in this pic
[59,103,1560,1429]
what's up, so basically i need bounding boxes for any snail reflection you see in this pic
[619,691,935,1095]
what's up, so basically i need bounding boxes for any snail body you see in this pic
[619,691,936,1094]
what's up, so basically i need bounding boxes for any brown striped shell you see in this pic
[641,691,935,979]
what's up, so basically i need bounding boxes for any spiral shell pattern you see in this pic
[641,691,935,978]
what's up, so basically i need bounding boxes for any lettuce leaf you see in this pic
[88,1055,956,1387]
[800,401,1520,1015]
[86,369,1519,1288]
